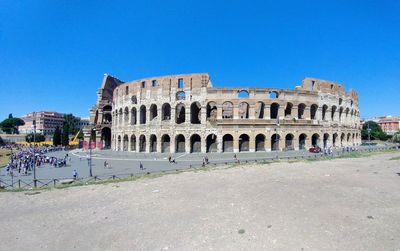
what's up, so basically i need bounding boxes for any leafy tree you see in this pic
[392,132,400,143]
[53,126,62,146]
[0,114,25,134]
[26,133,45,143]
[61,123,70,146]
[63,114,80,135]
[361,121,390,141]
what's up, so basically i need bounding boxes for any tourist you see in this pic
[73,169,78,180]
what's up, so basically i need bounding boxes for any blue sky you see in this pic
[0,0,399,119]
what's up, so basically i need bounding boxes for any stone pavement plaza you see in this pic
[1,152,400,250]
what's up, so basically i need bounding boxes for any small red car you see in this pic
[309,147,322,153]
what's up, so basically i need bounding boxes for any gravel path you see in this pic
[1,153,400,250]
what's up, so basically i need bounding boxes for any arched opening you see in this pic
[312,134,320,147]
[339,107,343,122]
[322,105,328,120]
[175,134,185,153]
[124,107,129,124]
[333,133,338,147]
[285,134,294,150]
[101,127,111,149]
[139,135,146,152]
[298,103,306,119]
[94,110,99,124]
[222,101,233,119]
[190,134,201,153]
[176,103,185,124]
[206,134,217,152]
[331,106,337,121]
[347,133,351,144]
[176,91,186,100]
[255,134,265,151]
[206,102,217,120]
[299,134,307,150]
[270,103,279,119]
[310,104,318,120]
[117,135,121,151]
[190,102,201,124]
[284,103,293,118]
[118,108,123,125]
[340,133,345,146]
[269,91,279,99]
[345,108,349,119]
[161,135,170,153]
[150,104,158,121]
[239,134,249,152]
[222,134,233,152]
[239,102,249,119]
[130,135,136,151]
[323,133,329,148]
[140,105,146,124]
[238,90,249,98]
[123,135,129,151]
[131,107,137,125]
[149,134,157,152]
[271,134,280,151]
[162,103,171,121]
[256,101,265,119]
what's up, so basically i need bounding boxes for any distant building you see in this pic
[75,117,90,129]
[19,111,65,135]
[378,116,400,135]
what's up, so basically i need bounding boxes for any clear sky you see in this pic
[0,0,399,120]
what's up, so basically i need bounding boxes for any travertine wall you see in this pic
[84,73,361,153]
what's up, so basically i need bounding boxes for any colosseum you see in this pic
[83,73,361,153]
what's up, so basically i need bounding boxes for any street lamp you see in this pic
[33,112,37,188]
[89,127,96,177]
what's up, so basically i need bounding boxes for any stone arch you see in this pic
[255,134,266,151]
[331,106,337,121]
[239,102,249,119]
[101,127,111,149]
[149,134,157,152]
[269,91,279,99]
[124,107,129,124]
[299,133,307,150]
[222,134,233,152]
[162,103,171,121]
[175,134,186,153]
[238,90,249,98]
[239,134,249,152]
[119,108,123,125]
[131,107,137,125]
[285,133,294,150]
[298,103,306,119]
[161,134,170,153]
[255,101,265,119]
[323,133,330,148]
[139,135,146,152]
[271,134,280,151]
[310,104,318,120]
[176,91,186,100]
[312,133,320,147]
[190,134,201,153]
[222,101,233,119]
[94,110,99,124]
[347,133,351,144]
[117,135,122,151]
[190,102,201,124]
[123,135,129,151]
[140,105,146,124]
[340,133,345,146]
[322,105,328,120]
[339,107,344,122]
[333,133,338,147]
[270,103,279,119]
[284,102,293,118]
[206,134,217,153]
[130,135,136,151]
[206,102,217,120]
[176,103,185,124]
[150,104,158,121]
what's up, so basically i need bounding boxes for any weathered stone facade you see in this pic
[84,73,361,153]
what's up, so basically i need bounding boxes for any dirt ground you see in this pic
[1,152,400,251]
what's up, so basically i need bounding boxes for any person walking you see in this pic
[139,162,144,170]
[73,169,78,180]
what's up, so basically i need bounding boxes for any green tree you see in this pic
[63,114,80,135]
[361,121,390,141]
[26,133,45,143]
[61,123,70,146]
[53,126,61,146]
[0,114,25,134]
[392,132,400,143]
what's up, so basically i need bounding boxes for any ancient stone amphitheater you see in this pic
[84,73,361,153]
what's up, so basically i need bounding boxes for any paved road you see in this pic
[0,145,393,183]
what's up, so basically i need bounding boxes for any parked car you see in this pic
[309,147,322,153]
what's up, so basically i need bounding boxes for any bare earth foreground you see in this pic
[1,153,400,251]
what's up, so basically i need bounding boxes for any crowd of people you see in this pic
[4,144,66,177]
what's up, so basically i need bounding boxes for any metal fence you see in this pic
[0,146,398,191]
